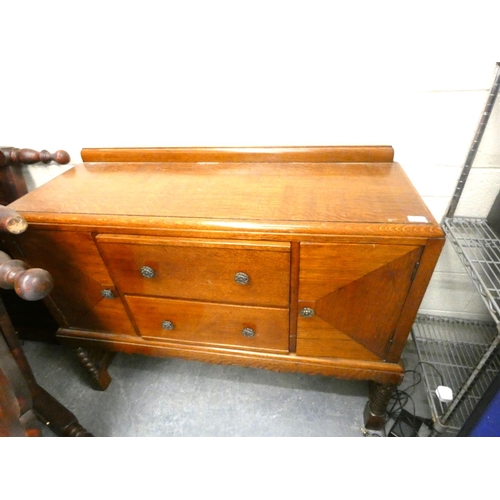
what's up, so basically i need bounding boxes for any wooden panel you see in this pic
[126,295,289,353]
[296,314,382,361]
[9,162,437,227]
[386,238,445,362]
[97,235,289,251]
[298,243,421,300]
[314,247,422,355]
[14,229,137,335]
[297,243,423,359]
[288,242,300,352]
[57,328,405,385]
[81,145,395,163]
[12,214,445,241]
[97,235,290,307]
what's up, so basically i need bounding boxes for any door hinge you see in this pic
[411,260,421,281]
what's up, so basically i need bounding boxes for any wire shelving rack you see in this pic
[411,64,500,436]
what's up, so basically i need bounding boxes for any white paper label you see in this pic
[407,215,428,223]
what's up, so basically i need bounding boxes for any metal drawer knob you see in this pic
[242,327,255,338]
[299,307,315,318]
[234,272,249,285]
[162,320,174,330]
[141,266,156,278]
[101,289,115,299]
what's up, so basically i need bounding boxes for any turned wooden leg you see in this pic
[0,299,92,436]
[74,347,116,391]
[33,386,92,437]
[363,381,396,431]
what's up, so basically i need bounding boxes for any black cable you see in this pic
[381,360,447,436]
[387,386,420,436]
[413,361,445,386]
[386,367,430,436]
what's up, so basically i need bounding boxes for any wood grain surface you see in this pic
[57,327,406,385]
[296,243,423,360]
[126,295,289,353]
[6,145,444,398]
[97,235,290,308]
[81,145,395,163]
[14,229,137,335]
[9,161,437,229]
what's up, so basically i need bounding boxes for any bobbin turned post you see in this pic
[0,251,54,301]
[0,147,70,205]
[0,206,28,235]
[363,381,396,431]
[0,147,70,166]
[0,205,93,436]
[74,347,116,391]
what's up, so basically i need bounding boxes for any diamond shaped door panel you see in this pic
[14,230,137,335]
[297,243,423,360]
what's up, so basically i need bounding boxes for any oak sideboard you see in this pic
[5,146,445,432]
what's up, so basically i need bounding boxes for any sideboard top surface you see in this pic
[10,148,443,238]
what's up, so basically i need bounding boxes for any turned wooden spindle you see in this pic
[0,206,28,234]
[363,381,396,431]
[0,251,53,301]
[0,147,70,166]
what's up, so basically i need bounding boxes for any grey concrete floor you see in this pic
[21,340,373,437]
[21,337,432,437]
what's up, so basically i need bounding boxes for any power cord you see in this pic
[385,362,445,437]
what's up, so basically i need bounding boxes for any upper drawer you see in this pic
[96,235,291,307]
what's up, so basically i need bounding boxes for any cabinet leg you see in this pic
[74,347,116,391]
[363,381,395,431]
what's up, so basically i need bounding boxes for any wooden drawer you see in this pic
[97,235,290,307]
[125,295,290,353]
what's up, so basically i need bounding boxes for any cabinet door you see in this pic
[297,243,423,360]
[15,230,137,335]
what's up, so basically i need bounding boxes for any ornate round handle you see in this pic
[141,266,156,278]
[242,327,255,338]
[299,307,315,318]
[234,272,249,285]
[162,320,174,330]
[101,289,115,299]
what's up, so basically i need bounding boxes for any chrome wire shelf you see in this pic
[412,315,500,434]
[410,67,500,436]
[412,217,500,434]
[443,217,500,324]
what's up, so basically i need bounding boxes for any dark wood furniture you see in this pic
[0,147,70,206]
[0,205,91,437]
[0,147,69,342]
[0,296,92,437]
[5,145,445,431]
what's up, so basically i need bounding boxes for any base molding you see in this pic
[57,328,405,386]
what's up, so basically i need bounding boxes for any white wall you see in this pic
[2,2,499,321]
[418,86,500,322]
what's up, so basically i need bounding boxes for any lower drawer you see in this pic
[125,295,290,353]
